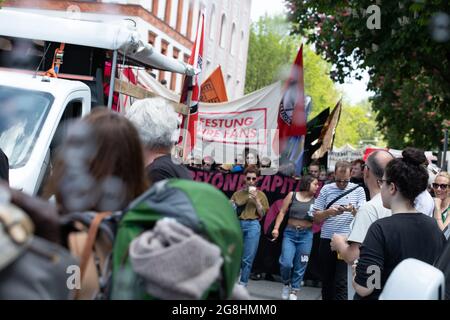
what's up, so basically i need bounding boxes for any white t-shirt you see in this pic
[346,193,392,300]
[348,193,392,244]
[414,190,435,217]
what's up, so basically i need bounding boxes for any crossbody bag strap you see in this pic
[286,179,300,215]
[325,186,360,210]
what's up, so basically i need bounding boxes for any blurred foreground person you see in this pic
[44,108,149,299]
[45,108,148,213]
[0,148,8,183]
[0,187,76,299]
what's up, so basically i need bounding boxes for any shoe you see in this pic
[281,285,290,300]
[250,273,263,281]
[289,292,298,300]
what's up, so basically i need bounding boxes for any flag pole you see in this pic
[182,76,194,161]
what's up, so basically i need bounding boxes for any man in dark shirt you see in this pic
[350,159,370,201]
[146,153,192,183]
[125,97,192,185]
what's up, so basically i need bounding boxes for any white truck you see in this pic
[0,9,196,195]
[0,70,91,195]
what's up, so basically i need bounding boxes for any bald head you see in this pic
[366,150,395,180]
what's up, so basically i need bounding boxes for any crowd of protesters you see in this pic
[0,96,448,300]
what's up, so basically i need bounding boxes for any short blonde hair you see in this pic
[435,171,450,181]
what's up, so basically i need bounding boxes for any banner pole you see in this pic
[107,50,118,110]
[182,75,194,161]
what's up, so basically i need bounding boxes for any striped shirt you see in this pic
[313,182,367,239]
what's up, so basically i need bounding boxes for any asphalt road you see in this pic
[246,278,322,300]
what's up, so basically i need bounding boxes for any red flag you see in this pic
[276,44,306,153]
[179,12,205,157]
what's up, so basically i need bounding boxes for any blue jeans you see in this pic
[279,226,313,290]
[239,219,261,285]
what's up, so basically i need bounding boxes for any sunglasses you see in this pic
[246,177,257,181]
[432,183,449,190]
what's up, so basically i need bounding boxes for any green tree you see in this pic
[285,0,450,150]
[245,15,339,117]
[334,100,383,148]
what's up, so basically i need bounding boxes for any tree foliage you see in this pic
[285,0,450,150]
[334,100,382,148]
[245,15,338,118]
[245,14,382,148]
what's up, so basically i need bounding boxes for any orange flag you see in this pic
[200,66,228,103]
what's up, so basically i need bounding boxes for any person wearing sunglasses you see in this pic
[433,171,450,231]
[312,161,367,300]
[230,165,269,288]
[352,148,445,300]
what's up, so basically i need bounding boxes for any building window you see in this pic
[209,5,215,40]
[148,31,157,46]
[184,53,190,63]
[219,14,227,48]
[230,23,236,55]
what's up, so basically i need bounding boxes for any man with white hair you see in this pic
[125,97,192,184]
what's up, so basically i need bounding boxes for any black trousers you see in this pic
[318,238,348,300]
[304,231,321,281]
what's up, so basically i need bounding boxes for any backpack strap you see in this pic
[78,212,112,284]
[325,185,361,210]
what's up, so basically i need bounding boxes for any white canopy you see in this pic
[0,9,196,75]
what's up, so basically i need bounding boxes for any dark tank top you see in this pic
[288,193,314,222]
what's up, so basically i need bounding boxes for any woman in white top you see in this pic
[433,171,450,230]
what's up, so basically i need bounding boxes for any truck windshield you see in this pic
[0,85,53,168]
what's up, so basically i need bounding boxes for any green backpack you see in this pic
[110,179,243,299]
